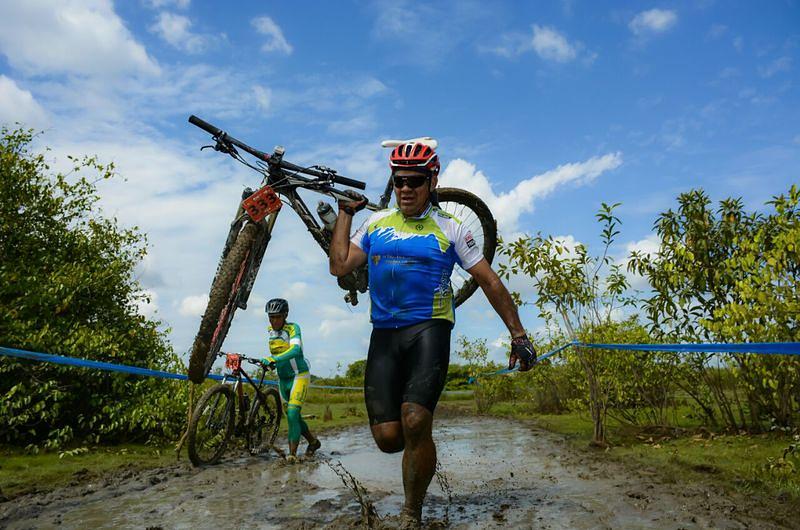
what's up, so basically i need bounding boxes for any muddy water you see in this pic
[0,417,792,529]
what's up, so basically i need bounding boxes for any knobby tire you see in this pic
[247,387,282,455]
[188,222,260,383]
[187,384,235,466]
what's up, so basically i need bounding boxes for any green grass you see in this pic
[0,388,369,500]
[484,400,800,504]
[0,444,173,499]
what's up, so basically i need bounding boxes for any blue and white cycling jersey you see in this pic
[351,203,484,328]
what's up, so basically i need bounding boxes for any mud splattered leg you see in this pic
[400,402,435,524]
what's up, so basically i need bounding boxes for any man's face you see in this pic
[393,169,436,217]
[269,314,287,330]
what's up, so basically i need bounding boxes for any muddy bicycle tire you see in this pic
[187,384,235,466]
[436,187,498,307]
[187,222,260,384]
[247,387,282,455]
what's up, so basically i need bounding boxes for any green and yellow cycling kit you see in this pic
[267,322,310,380]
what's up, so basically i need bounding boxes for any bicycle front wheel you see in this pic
[187,384,235,466]
[436,187,498,307]
[247,387,282,455]
[188,222,260,384]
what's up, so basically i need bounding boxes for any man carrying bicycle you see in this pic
[329,141,536,528]
[263,298,321,463]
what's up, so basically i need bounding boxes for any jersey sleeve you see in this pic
[350,218,371,252]
[453,221,484,270]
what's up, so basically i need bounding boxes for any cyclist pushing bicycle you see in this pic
[263,297,321,463]
[330,140,537,528]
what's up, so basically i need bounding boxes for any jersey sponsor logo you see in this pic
[464,232,476,249]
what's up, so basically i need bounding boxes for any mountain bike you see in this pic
[186,115,498,384]
[186,352,282,466]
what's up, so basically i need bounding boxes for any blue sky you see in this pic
[0,1,798,374]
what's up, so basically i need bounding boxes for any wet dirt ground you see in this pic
[0,417,795,529]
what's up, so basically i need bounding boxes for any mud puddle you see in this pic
[0,417,794,529]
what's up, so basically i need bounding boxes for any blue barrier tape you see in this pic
[468,340,800,382]
[578,342,800,356]
[0,346,365,390]
[468,341,577,383]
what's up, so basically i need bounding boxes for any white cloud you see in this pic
[327,115,376,136]
[354,78,388,99]
[759,57,792,78]
[625,233,661,259]
[552,234,582,259]
[293,138,387,187]
[438,152,623,233]
[531,25,578,62]
[621,233,661,290]
[136,290,160,318]
[149,12,212,54]
[253,85,272,112]
[0,0,159,77]
[179,294,209,316]
[629,9,678,36]
[317,304,370,339]
[281,282,311,302]
[0,76,49,128]
[369,0,490,67]
[483,24,584,63]
[252,16,293,55]
[707,23,727,39]
[146,0,191,8]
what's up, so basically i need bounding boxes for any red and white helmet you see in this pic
[389,142,440,177]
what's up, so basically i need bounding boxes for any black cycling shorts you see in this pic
[364,319,451,425]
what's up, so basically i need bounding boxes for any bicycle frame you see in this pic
[217,144,394,309]
[212,354,273,430]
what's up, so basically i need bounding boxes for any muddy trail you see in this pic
[1,417,795,529]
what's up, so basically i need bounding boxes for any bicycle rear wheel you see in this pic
[188,222,260,384]
[436,187,498,307]
[187,384,235,466]
[247,387,282,455]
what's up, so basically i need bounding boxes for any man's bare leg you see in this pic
[400,402,435,523]
[370,421,404,453]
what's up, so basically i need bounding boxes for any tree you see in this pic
[499,203,676,444]
[0,127,188,449]
[629,187,800,431]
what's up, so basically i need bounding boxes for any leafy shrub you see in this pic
[0,127,189,449]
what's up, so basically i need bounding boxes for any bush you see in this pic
[0,127,188,449]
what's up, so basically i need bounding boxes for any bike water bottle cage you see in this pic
[266,298,289,315]
[389,142,440,177]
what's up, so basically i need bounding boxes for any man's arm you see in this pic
[467,259,536,371]
[329,203,367,277]
[467,259,525,337]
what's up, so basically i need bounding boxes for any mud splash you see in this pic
[0,417,794,529]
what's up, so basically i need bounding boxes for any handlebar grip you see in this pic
[188,115,223,137]
[333,174,367,190]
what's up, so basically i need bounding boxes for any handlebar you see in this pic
[188,115,367,190]
[188,114,222,137]
[218,351,274,369]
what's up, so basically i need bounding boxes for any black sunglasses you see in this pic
[392,174,430,189]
